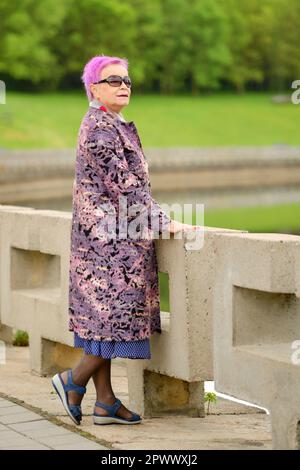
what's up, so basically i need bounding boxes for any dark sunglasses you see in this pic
[93,75,132,88]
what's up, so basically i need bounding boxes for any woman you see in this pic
[52,55,197,426]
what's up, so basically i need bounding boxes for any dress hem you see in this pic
[68,327,161,342]
[73,330,152,360]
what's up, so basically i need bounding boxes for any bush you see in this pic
[12,330,29,346]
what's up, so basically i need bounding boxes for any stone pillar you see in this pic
[30,335,83,377]
[0,324,14,344]
[270,408,300,450]
[127,361,204,418]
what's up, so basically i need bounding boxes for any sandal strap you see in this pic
[64,369,86,395]
[69,404,82,420]
[95,398,122,416]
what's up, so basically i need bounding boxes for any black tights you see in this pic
[71,354,115,400]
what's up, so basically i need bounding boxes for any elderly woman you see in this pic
[51,55,197,426]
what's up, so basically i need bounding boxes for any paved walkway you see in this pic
[0,397,108,450]
[0,344,272,450]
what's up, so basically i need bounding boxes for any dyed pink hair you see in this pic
[81,54,129,101]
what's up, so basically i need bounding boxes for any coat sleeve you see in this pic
[85,125,172,237]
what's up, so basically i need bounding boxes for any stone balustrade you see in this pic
[213,231,300,450]
[0,204,299,448]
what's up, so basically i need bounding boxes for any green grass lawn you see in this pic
[0,91,299,148]
[202,202,300,233]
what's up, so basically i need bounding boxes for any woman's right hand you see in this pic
[169,220,201,234]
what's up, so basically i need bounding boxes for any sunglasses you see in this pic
[93,75,132,88]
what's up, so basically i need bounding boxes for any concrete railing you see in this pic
[213,231,300,450]
[0,204,299,448]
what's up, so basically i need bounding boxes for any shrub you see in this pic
[12,330,29,346]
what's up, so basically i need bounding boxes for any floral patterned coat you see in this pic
[68,103,171,342]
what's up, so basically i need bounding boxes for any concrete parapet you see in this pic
[213,231,300,449]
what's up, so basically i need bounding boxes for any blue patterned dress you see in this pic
[73,331,151,359]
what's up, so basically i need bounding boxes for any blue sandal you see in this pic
[51,369,86,425]
[93,398,142,425]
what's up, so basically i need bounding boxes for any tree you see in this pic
[0,0,67,86]
[268,0,300,90]
[52,0,136,85]
[158,0,231,94]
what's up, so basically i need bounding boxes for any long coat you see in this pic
[68,103,171,342]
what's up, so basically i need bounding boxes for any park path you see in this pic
[0,397,108,450]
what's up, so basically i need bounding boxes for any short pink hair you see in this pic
[81,54,129,101]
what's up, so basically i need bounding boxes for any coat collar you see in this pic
[89,99,130,124]
[88,99,138,141]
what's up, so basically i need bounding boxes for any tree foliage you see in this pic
[0,0,298,92]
